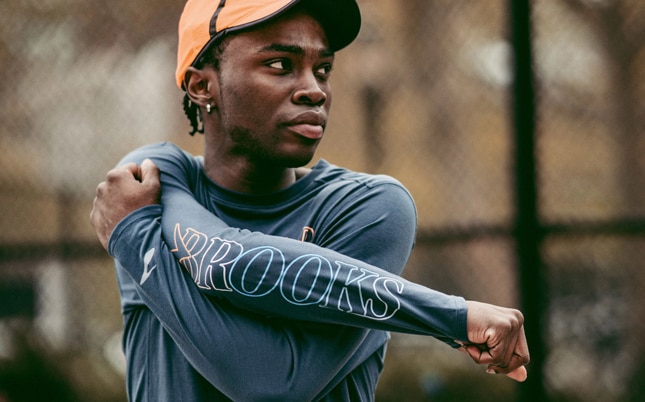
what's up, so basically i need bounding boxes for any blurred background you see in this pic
[1,0,643,401]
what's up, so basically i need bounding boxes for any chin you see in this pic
[250,151,315,169]
[277,144,319,167]
[281,153,316,168]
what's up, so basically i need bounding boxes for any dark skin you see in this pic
[185,11,333,194]
[91,9,529,383]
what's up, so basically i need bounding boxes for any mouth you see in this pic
[285,112,326,140]
[288,123,324,140]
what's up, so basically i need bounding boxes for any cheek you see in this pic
[222,82,277,124]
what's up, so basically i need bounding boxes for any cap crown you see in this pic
[175,0,361,88]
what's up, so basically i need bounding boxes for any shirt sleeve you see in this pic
[109,205,373,401]
[116,143,468,345]
[161,186,467,343]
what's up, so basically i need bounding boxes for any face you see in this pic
[211,9,334,168]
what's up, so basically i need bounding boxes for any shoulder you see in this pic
[311,160,418,236]
[117,142,191,164]
[116,142,203,173]
[309,161,418,273]
[315,160,416,211]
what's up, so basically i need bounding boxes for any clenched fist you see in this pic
[458,301,530,382]
[90,159,161,250]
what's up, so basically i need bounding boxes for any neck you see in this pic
[201,123,311,194]
[203,157,298,194]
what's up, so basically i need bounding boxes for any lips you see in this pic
[288,123,324,139]
[286,111,326,140]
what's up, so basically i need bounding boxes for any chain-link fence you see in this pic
[1,1,643,401]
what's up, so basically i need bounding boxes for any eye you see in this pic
[267,59,292,71]
[315,63,333,80]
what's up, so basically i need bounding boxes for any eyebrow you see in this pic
[259,43,334,59]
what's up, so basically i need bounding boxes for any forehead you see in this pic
[225,9,331,54]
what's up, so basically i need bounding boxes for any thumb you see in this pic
[140,158,160,184]
[500,366,528,382]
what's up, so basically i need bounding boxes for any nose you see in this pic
[292,73,328,107]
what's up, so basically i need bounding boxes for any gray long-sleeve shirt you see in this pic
[110,142,468,401]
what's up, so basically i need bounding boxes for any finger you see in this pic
[486,311,523,370]
[89,197,98,229]
[89,198,109,251]
[500,326,530,371]
[463,344,493,365]
[454,341,470,357]
[512,326,530,366]
[501,365,527,382]
[463,343,528,382]
[140,159,160,184]
[490,329,530,379]
[507,326,530,370]
[497,327,520,370]
[121,162,141,176]
[515,326,530,364]
[106,163,139,184]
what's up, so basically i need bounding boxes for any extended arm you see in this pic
[160,183,467,340]
[162,179,530,382]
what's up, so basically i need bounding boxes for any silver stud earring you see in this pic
[206,103,212,114]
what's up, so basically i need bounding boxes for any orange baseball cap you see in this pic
[175,0,362,89]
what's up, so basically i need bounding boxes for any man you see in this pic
[91,0,529,400]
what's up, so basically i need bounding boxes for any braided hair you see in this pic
[183,93,203,135]
[182,37,228,136]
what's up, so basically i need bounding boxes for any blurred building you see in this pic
[0,1,643,401]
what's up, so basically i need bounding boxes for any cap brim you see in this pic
[299,0,361,52]
[197,0,361,64]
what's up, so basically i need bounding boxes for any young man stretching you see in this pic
[91,0,529,400]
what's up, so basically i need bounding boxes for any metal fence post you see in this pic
[509,0,547,401]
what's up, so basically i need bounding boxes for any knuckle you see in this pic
[504,309,523,331]
[96,181,107,195]
[492,353,505,365]
[498,320,514,334]
[512,309,524,323]
[105,169,122,182]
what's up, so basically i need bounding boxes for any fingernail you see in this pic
[486,368,496,374]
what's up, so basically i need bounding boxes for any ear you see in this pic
[184,66,220,110]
